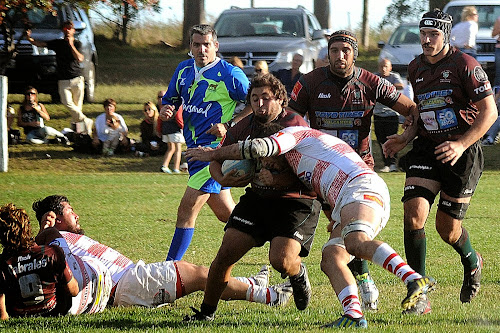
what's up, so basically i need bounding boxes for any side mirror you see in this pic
[73,21,87,31]
[312,30,324,40]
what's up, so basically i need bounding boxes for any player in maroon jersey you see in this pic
[0,203,79,320]
[288,29,418,312]
[384,9,498,314]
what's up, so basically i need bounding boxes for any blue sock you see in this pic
[166,227,194,261]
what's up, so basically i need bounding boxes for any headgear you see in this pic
[328,30,359,60]
[419,9,453,44]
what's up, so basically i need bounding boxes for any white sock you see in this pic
[338,285,363,318]
[235,276,254,285]
[246,284,277,305]
[372,243,422,284]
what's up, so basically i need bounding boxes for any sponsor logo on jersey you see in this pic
[12,257,48,274]
[352,90,363,105]
[233,216,254,226]
[290,81,302,101]
[297,170,312,184]
[293,231,304,240]
[420,97,447,109]
[208,83,218,92]
[417,89,452,101]
[408,165,432,170]
[339,130,358,148]
[473,66,488,83]
[182,102,213,117]
[315,111,365,119]
[436,108,458,129]
[318,92,331,98]
[363,194,383,207]
[416,78,424,83]
[319,118,354,128]
[440,70,451,83]
[179,78,186,86]
[474,82,491,95]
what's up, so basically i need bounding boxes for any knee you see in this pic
[320,245,346,274]
[269,253,297,276]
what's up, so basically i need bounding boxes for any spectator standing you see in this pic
[315,31,332,68]
[17,86,70,145]
[160,104,184,174]
[26,20,93,136]
[492,16,500,94]
[482,114,500,145]
[273,53,303,97]
[253,60,269,75]
[373,58,404,172]
[0,203,79,320]
[288,30,416,311]
[384,9,497,314]
[160,24,249,261]
[450,6,479,58]
[92,98,130,155]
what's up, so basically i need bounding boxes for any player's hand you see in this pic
[257,168,273,186]
[326,219,335,233]
[383,134,407,158]
[435,140,465,166]
[41,211,57,229]
[219,169,253,187]
[206,123,227,137]
[185,146,214,162]
[159,104,175,120]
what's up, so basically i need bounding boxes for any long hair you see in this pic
[144,101,160,138]
[22,86,38,108]
[0,203,34,253]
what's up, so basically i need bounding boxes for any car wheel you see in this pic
[84,62,96,103]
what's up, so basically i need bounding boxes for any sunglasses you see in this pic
[25,92,36,95]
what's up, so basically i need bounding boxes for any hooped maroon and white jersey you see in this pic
[268,126,375,210]
[61,232,134,287]
[408,47,493,143]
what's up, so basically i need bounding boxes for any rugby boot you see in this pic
[183,306,214,322]
[356,273,379,311]
[460,252,483,303]
[322,314,368,329]
[269,281,293,307]
[251,265,270,287]
[402,294,431,315]
[289,263,312,310]
[401,276,436,311]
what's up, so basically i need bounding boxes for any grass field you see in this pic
[1,39,500,332]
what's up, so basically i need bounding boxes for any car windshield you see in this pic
[446,5,500,29]
[388,24,420,45]
[9,7,61,29]
[215,13,304,37]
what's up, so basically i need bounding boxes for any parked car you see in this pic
[213,6,327,77]
[377,22,422,77]
[1,3,97,102]
[443,0,500,83]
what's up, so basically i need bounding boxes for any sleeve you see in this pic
[51,245,74,284]
[463,57,493,103]
[162,63,185,109]
[392,72,404,86]
[375,76,401,108]
[228,66,249,103]
[288,75,309,116]
[469,22,478,47]
[116,114,128,132]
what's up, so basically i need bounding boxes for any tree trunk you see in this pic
[361,0,369,49]
[314,0,330,29]
[121,1,129,44]
[0,76,8,172]
[429,0,450,10]
[183,0,205,49]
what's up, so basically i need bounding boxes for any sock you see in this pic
[235,276,260,286]
[372,243,422,284]
[166,227,194,261]
[451,227,478,271]
[246,285,276,304]
[404,228,427,275]
[200,302,217,316]
[348,258,370,277]
[337,285,363,319]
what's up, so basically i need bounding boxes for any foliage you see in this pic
[379,0,429,29]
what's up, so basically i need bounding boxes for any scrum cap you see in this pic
[419,9,453,44]
[328,30,358,60]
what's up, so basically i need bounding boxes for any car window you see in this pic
[446,5,500,30]
[388,25,420,45]
[215,13,305,37]
[10,7,62,29]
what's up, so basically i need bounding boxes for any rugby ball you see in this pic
[221,159,256,177]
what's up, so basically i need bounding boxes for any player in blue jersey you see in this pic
[159,25,250,261]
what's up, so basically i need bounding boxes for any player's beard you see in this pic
[331,60,354,77]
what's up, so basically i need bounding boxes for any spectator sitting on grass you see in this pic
[134,101,165,157]
[92,98,130,154]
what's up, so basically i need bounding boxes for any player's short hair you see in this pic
[246,73,288,108]
[189,24,217,44]
[0,203,34,252]
[32,195,69,225]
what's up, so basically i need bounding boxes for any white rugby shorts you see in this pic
[162,132,185,144]
[113,260,178,307]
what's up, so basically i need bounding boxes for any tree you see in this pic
[182,0,205,49]
[379,0,428,29]
[92,0,161,44]
[361,0,369,49]
[429,0,450,10]
[314,0,330,29]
